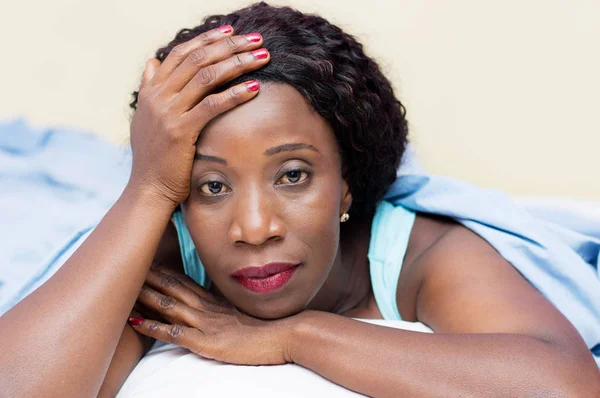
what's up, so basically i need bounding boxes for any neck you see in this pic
[306,214,374,316]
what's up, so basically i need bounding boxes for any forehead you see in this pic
[196,83,338,156]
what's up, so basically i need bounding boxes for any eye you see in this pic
[199,181,231,195]
[277,170,309,185]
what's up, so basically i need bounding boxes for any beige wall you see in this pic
[1,0,598,198]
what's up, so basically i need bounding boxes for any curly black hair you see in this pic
[130,1,408,216]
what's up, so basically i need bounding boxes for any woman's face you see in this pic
[182,83,352,319]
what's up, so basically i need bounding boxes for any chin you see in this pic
[235,298,306,320]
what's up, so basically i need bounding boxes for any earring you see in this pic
[340,213,350,223]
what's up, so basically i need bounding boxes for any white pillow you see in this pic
[117,319,433,397]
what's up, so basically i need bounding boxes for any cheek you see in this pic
[181,203,229,267]
[287,178,341,257]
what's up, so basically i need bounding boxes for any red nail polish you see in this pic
[246,80,260,92]
[251,48,269,60]
[128,317,144,326]
[244,33,262,43]
[217,25,233,34]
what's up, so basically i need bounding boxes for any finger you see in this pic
[154,267,216,302]
[145,268,213,308]
[165,32,264,98]
[128,309,158,351]
[128,317,205,352]
[150,25,234,86]
[149,268,231,312]
[137,284,201,326]
[133,301,167,324]
[172,48,268,113]
[184,80,262,132]
[141,58,160,89]
[130,308,144,319]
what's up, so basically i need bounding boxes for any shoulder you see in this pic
[409,222,526,329]
[395,212,457,321]
[398,215,507,324]
[398,215,576,343]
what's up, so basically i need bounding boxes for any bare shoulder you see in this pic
[396,213,457,321]
[398,215,587,351]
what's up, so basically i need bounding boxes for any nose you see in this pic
[228,187,285,246]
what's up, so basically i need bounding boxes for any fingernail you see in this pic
[246,80,260,92]
[251,48,269,60]
[244,33,262,43]
[128,317,144,326]
[217,25,233,34]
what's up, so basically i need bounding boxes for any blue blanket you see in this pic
[1,118,598,364]
[0,118,131,310]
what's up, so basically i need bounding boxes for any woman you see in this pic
[1,2,599,397]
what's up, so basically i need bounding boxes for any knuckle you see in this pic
[159,119,180,140]
[195,295,227,313]
[193,294,211,309]
[161,108,177,124]
[171,44,187,57]
[147,322,160,332]
[160,274,180,289]
[228,87,243,103]
[168,324,184,340]
[136,87,157,108]
[139,285,151,298]
[196,66,216,86]
[164,117,180,131]
[159,115,179,132]
[224,37,237,51]
[159,295,177,309]
[232,54,246,68]
[203,95,221,115]
[165,128,179,144]
[187,48,208,65]
[137,87,151,101]
[196,32,211,44]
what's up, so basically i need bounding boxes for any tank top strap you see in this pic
[171,210,211,288]
[368,200,417,321]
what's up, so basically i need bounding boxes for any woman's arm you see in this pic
[0,186,176,397]
[289,225,600,397]
[0,26,269,397]
[97,259,183,397]
[97,324,153,398]
[291,314,600,397]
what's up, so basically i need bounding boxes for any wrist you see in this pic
[285,310,324,364]
[123,179,181,213]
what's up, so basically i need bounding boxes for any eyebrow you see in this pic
[263,143,319,156]
[194,154,227,165]
[195,143,319,164]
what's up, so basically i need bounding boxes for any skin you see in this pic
[0,24,598,397]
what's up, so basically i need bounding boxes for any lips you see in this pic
[231,262,301,294]
[231,262,299,279]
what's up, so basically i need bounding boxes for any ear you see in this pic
[340,179,353,215]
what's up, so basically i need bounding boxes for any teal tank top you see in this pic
[171,200,416,321]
